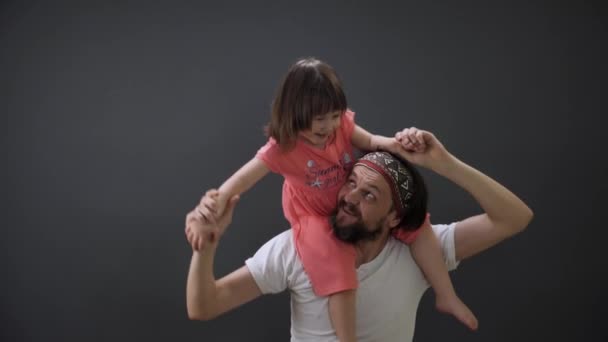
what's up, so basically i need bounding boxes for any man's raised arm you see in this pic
[395,128,533,261]
[185,192,262,320]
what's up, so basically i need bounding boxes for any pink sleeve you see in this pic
[341,109,356,142]
[255,138,283,174]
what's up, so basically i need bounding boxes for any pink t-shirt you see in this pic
[255,110,358,295]
[255,110,419,295]
[256,110,356,224]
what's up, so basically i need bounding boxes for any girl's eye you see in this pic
[315,116,325,121]
[332,114,340,120]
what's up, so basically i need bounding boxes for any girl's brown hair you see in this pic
[266,57,347,149]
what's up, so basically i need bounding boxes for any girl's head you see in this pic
[267,57,347,149]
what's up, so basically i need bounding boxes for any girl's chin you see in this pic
[299,135,327,147]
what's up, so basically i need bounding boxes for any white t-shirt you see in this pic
[245,223,460,342]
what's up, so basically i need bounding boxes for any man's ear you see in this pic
[386,209,401,229]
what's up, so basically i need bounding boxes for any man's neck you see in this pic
[354,233,390,267]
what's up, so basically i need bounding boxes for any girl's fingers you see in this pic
[407,127,419,145]
[205,189,219,197]
[414,130,426,148]
[199,205,217,224]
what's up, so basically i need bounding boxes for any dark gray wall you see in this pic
[2,1,606,341]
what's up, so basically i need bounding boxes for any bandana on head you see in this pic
[354,152,414,216]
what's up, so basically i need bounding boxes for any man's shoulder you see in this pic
[245,229,302,294]
[384,223,459,270]
[249,229,297,265]
[266,229,294,247]
[431,222,460,271]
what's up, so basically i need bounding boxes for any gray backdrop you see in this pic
[2,1,606,341]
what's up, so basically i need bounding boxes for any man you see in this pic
[185,127,533,341]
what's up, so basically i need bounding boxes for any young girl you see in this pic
[190,58,478,340]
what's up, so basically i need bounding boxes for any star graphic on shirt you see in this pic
[343,153,351,164]
[310,178,323,188]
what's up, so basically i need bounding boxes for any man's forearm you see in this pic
[186,245,220,320]
[434,154,533,232]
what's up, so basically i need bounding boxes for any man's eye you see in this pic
[348,180,356,188]
[365,193,375,200]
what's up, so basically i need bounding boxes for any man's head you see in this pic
[332,152,428,243]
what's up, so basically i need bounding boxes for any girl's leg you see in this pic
[411,226,479,331]
[329,289,357,342]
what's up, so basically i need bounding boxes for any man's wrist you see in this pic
[431,152,460,177]
[196,240,219,259]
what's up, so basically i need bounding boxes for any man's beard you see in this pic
[331,199,384,243]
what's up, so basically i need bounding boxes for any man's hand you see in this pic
[380,136,410,156]
[185,189,240,251]
[394,127,452,171]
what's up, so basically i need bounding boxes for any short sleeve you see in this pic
[255,138,282,174]
[340,109,356,142]
[245,230,295,294]
[431,223,460,271]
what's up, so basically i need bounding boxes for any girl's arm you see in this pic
[215,157,270,214]
[352,125,401,153]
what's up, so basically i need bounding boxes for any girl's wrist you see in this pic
[371,135,392,151]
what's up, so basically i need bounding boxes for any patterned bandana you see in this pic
[354,152,414,216]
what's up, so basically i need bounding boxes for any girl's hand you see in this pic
[384,137,409,155]
[394,127,452,171]
[185,205,214,251]
[198,189,220,220]
[184,189,222,251]
[373,135,409,156]
[395,126,426,152]
[184,191,240,251]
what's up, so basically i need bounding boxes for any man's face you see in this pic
[332,165,398,243]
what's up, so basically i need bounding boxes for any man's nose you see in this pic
[344,189,360,205]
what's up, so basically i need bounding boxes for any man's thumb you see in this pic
[225,195,240,213]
